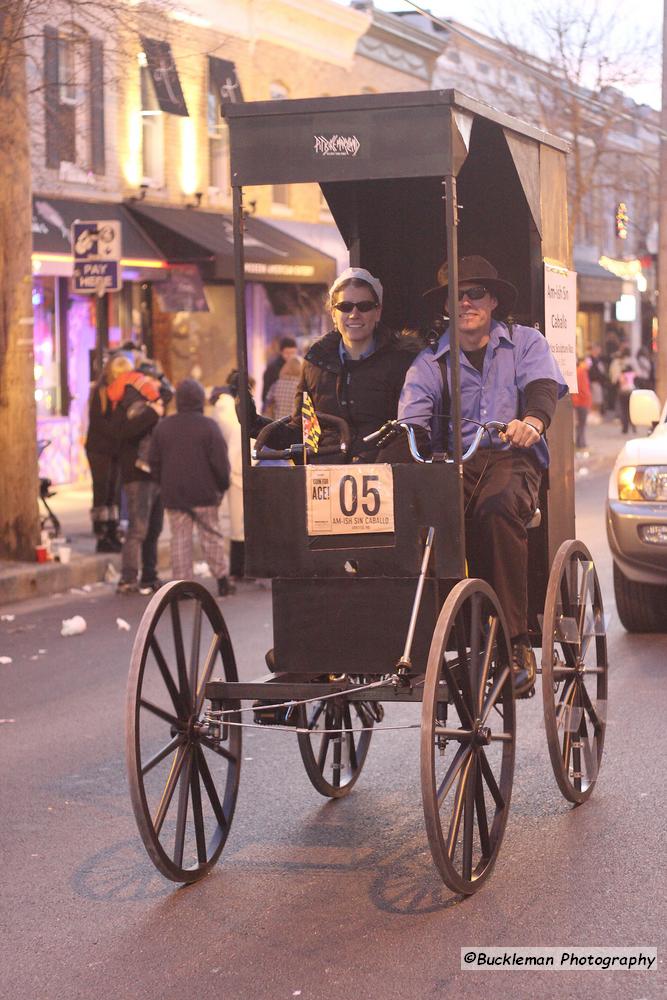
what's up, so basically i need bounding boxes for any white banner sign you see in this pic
[306,465,394,536]
[544,263,577,392]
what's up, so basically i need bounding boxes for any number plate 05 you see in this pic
[305,465,395,536]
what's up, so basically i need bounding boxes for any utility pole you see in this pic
[658,0,667,399]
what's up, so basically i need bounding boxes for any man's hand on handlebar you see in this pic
[500,417,543,449]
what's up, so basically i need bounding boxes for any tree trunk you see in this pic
[0,27,40,559]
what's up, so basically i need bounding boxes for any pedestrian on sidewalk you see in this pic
[571,357,592,450]
[263,355,303,420]
[211,372,247,583]
[110,358,166,595]
[149,378,234,597]
[84,351,131,553]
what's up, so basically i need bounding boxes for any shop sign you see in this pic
[71,220,122,294]
[543,262,577,393]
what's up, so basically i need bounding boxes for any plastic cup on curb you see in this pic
[58,545,72,565]
[36,545,49,563]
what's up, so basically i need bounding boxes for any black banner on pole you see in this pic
[208,56,243,109]
[141,36,189,117]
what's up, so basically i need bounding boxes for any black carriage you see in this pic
[125,91,608,894]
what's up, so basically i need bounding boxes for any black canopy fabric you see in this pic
[125,203,336,285]
[31,196,165,263]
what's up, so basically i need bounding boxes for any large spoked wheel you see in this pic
[541,540,608,804]
[421,579,516,896]
[126,580,242,883]
[297,685,375,799]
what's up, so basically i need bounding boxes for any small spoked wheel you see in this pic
[297,684,375,798]
[126,581,242,883]
[541,540,608,803]
[421,579,516,895]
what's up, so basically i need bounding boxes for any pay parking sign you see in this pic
[71,220,122,294]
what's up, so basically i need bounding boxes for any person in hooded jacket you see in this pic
[149,378,234,597]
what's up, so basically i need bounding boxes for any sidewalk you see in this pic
[0,414,625,606]
[0,483,176,606]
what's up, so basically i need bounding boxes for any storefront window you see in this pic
[33,277,59,417]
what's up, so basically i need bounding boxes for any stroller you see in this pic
[37,440,61,538]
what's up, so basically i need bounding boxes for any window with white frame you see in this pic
[270,81,290,207]
[207,80,231,197]
[140,58,165,187]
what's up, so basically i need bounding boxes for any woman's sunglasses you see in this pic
[452,285,489,301]
[333,300,378,313]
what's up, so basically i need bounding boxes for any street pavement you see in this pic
[1,415,666,1000]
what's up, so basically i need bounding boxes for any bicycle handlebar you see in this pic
[253,412,352,462]
[362,419,509,464]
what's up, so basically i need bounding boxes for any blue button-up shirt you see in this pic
[398,320,568,468]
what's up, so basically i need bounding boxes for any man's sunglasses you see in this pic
[333,299,378,313]
[451,285,489,302]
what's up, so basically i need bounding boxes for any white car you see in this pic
[606,390,667,631]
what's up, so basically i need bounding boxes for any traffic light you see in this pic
[615,201,629,239]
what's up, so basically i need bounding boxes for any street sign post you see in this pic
[71,220,122,295]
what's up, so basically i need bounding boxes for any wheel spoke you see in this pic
[173,749,193,868]
[478,748,504,810]
[141,735,183,776]
[317,732,331,772]
[199,734,239,764]
[150,636,186,717]
[441,658,475,729]
[153,744,188,835]
[140,698,179,728]
[197,745,229,831]
[446,753,473,859]
[436,743,472,806]
[170,600,192,710]
[462,755,476,881]
[189,601,203,702]
[576,561,594,640]
[189,752,208,864]
[477,615,498,716]
[307,701,326,730]
[195,635,222,715]
[580,683,604,735]
[454,617,476,716]
[474,756,491,858]
[481,665,511,725]
[555,677,577,729]
[469,592,482,697]
[343,703,358,771]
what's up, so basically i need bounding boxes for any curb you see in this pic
[0,542,171,607]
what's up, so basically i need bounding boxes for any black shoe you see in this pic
[217,576,236,597]
[511,641,537,698]
[117,581,140,595]
[138,578,164,595]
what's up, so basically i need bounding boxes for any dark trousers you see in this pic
[574,407,588,448]
[86,450,121,519]
[121,481,163,584]
[463,449,542,639]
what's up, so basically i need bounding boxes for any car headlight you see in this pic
[618,465,667,501]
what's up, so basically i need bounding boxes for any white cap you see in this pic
[329,267,383,304]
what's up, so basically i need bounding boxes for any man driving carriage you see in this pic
[398,255,568,697]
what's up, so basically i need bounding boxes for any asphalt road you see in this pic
[1,456,666,1000]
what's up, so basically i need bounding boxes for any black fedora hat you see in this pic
[424,255,518,317]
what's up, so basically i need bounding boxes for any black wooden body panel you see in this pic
[245,462,465,580]
[271,577,446,676]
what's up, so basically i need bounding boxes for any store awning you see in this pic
[32,196,167,276]
[125,203,337,285]
[574,257,624,304]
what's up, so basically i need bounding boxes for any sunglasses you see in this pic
[450,285,489,302]
[333,299,378,313]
